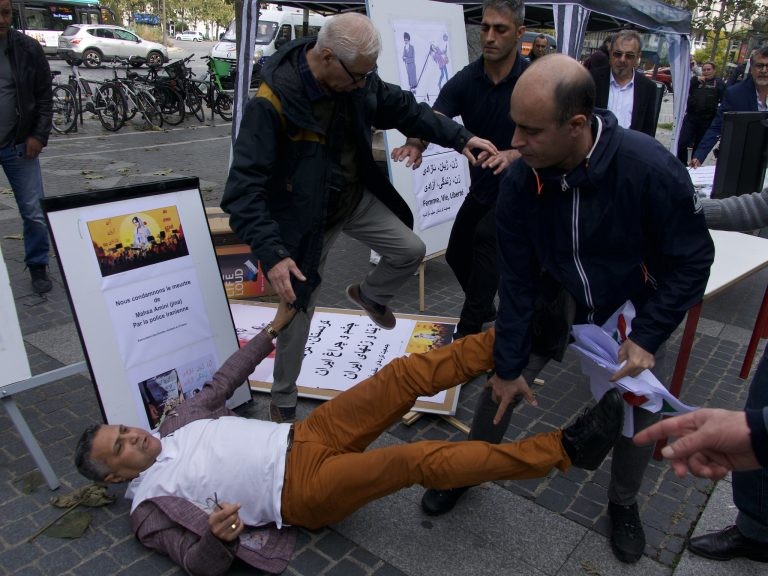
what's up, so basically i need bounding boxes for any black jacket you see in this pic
[494,111,714,379]
[221,39,474,309]
[591,67,659,137]
[7,29,52,146]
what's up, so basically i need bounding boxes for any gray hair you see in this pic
[315,12,381,63]
[612,30,642,53]
[482,0,525,26]
[752,46,768,64]
[74,424,111,482]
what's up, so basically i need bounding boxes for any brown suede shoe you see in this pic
[346,284,396,329]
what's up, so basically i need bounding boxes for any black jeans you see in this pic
[734,350,768,541]
[445,195,498,336]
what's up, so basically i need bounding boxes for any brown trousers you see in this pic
[281,329,570,530]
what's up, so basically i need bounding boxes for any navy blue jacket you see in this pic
[693,75,759,164]
[494,111,714,379]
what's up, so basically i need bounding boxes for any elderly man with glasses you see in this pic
[590,29,659,136]
[222,12,497,425]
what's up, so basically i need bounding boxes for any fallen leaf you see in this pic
[42,510,91,539]
[13,471,44,494]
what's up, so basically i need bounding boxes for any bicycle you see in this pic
[109,58,164,129]
[197,56,233,121]
[67,60,127,132]
[50,71,77,134]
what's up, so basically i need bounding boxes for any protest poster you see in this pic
[43,178,249,429]
[230,301,461,415]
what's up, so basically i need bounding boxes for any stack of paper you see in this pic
[570,324,696,436]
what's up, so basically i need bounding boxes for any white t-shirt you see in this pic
[127,417,292,528]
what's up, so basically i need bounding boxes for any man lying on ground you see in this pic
[75,303,624,575]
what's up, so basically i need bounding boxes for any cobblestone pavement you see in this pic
[0,112,763,576]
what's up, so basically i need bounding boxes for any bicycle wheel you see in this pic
[186,83,206,122]
[214,91,233,121]
[51,84,77,134]
[152,84,184,126]
[95,83,126,132]
[136,90,164,129]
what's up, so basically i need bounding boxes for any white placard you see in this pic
[369,0,470,256]
[44,179,249,429]
[0,244,31,388]
[231,302,459,406]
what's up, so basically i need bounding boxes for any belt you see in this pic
[286,424,294,452]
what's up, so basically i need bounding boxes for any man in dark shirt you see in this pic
[0,0,53,293]
[391,0,533,518]
[392,0,528,341]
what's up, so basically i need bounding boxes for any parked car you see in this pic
[644,66,673,93]
[175,31,204,42]
[58,24,169,69]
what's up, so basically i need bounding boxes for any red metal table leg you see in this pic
[653,302,702,460]
[740,283,768,379]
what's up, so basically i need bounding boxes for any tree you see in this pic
[669,0,768,62]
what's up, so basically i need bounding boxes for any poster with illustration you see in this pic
[43,179,249,428]
[86,206,188,277]
[370,0,470,253]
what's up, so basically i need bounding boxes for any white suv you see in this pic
[175,31,204,42]
[58,24,169,69]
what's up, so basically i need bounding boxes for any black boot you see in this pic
[28,264,52,294]
[561,388,623,470]
[421,486,471,516]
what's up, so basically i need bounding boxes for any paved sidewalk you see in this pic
[0,117,764,576]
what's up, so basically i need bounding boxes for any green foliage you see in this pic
[134,24,164,43]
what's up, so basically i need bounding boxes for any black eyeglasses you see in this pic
[612,50,637,61]
[753,63,768,71]
[336,55,378,85]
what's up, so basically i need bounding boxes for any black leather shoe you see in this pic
[561,389,623,470]
[688,525,768,562]
[421,486,470,516]
[609,501,645,563]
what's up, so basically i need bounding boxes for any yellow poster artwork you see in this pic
[405,321,455,354]
[86,206,189,277]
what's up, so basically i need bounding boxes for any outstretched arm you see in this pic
[200,303,297,409]
[633,408,761,480]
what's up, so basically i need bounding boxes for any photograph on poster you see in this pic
[137,352,217,428]
[405,321,454,354]
[86,206,188,277]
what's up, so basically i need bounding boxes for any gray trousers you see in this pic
[271,191,426,407]
[470,343,669,506]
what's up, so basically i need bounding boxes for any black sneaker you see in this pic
[28,264,52,294]
[346,284,395,329]
[421,486,470,516]
[609,501,645,563]
[561,389,623,470]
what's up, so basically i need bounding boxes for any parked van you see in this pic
[210,9,326,86]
